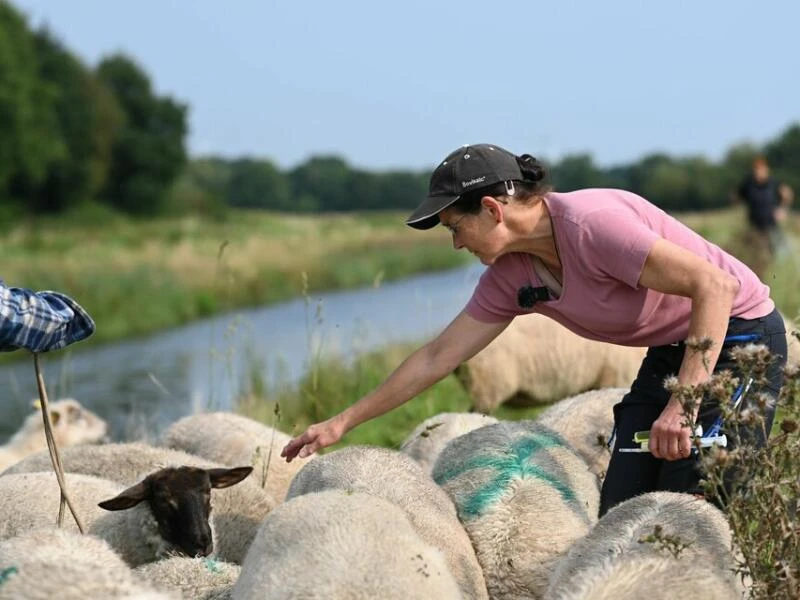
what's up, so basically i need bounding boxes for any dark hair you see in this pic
[449,154,550,215]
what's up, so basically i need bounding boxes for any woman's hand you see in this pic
[649,399,694,460]
[281,414,348,463]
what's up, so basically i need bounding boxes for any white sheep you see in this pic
[431,420,601,600]
[0,442,275,564]
[455,313,647,413]
[546,491,742,600]
[0,398,108,473]
[548,553,742,600]
[286,445,489,600]
[400,412,499,474]
[0,528,175,599]
[784,314,799,366]
[0,467,250,568]
[535,388,627,478]
[158,411,312,502]
[135,556,240,600]
[232,489,463,599]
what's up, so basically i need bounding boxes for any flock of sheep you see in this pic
[1,312,796,599]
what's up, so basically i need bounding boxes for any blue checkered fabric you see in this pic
[0,280,96,353]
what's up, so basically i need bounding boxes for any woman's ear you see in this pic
[481,195,505,223]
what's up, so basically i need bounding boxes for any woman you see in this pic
[281,143,787,515]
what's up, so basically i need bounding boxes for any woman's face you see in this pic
[439,201,508,265]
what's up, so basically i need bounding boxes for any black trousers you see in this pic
[599,307,787,517]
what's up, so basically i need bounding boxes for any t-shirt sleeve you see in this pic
[578,211,660,289]
[464,255,529,323]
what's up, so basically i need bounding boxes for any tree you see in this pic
[226,158,291,210]
[0,3,65,210]
[96,54,188,215]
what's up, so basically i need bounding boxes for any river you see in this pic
[0,263,485,444]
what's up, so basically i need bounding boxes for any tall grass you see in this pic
[0,210,470,358]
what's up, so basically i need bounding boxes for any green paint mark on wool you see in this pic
[434,430,576,520]
[0,566,18,586]
[204,558,222,574]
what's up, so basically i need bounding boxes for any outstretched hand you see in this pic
[281,416,347,463]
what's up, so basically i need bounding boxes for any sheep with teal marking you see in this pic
[432,420,600,600]
[400,412,499,474]
[0,528,175,599]
[535,387,626,478]
[1,442,274,564]
[286,445,488,600]
[546,491,742,599]
[135,556,240,600]
[232,489,463,599]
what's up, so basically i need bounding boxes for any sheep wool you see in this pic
[432,421,600,600]
[0,442,275,564]
[0,398,108,473]
[400,412,499,474]
[547,491,742,600]
[455,314,646,412]
[135,556,240,600]
[0,472,188,567]
[0,528,175,600]
[232,490,463,600]
[286,445,488,600]
[159,411,312,502]
[535,388,626,478]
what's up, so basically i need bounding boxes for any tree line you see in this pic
[2,1,798,223]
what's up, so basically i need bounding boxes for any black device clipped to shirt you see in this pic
[517,285,551,308]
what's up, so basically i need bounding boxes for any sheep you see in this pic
[546,491,742,600]
[0,528,175,599]
[454,313,647,413]
[547,554,742,600]
[135,556,240,600]
[0,397,108,473]
[232,489,463,599]
[0,467,251,568]
[535,388,627,478]
[0,442,275,564]
[400,412,499,474]
[431,420,601,600]
[158,411,312,502]
[784,313,799,366]
[286,445,489,600]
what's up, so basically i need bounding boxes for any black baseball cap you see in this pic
[406,144,524,230]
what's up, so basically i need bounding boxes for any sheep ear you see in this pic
[98,481,149,511]
[208,466,253,489]
[48,408,62,426]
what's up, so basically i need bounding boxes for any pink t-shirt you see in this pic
[465,189,774,347]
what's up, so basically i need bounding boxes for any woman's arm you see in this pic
[281,310,511,461]
[637,238,740,461]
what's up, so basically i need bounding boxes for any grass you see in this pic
[0,209,471,361]
[235,341,548,451]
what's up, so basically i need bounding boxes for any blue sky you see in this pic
[13,0,800,171]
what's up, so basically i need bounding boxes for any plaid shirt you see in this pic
[0,280,96,353]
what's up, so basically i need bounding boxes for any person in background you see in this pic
[282,143,787,516]
[732,156,794,278]
[0,279,95,353]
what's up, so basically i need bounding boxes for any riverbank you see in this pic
[0,208,472,363]
[3,205,797,367]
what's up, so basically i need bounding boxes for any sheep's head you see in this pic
[97,465,253,557]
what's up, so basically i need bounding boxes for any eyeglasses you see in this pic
[442,213,468,236]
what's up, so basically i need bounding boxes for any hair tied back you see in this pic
[516,154,545,183]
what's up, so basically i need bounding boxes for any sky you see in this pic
[12,0,800,172]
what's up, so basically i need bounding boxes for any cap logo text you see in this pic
[462,176,486,188]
